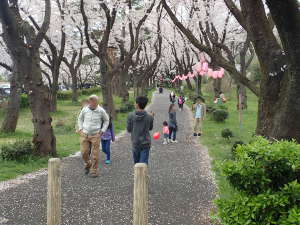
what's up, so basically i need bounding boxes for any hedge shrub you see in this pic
[221,128,234,139]
[212,109,228,122]
[0,140,34,161]
[215,137,300,225]
[20,94,29,108]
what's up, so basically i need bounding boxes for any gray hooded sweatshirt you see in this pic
[127,111,154,150]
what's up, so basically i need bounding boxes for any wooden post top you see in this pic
[134,163,148,168]
[48,158,61,163]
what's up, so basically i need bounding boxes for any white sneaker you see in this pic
[172,140,178,143]
[163,141,167,145]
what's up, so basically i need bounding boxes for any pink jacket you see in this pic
[163,126,169,134]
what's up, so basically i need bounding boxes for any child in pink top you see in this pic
[163,121,170,144]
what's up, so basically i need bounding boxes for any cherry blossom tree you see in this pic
[0,0,56,155]
[80,0,156,116]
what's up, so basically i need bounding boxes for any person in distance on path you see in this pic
[192,96,206,137]
[101,115,115,165]
[77,95,109,177]
[168,103,178,143]
[127,96,154,164]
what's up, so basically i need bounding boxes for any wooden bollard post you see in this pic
[47,158,61,225]
[133,163,148,225]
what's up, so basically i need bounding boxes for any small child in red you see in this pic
[163,121,170,145]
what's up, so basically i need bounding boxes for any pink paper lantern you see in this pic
[199,70,206,76]
[212,71,219,79]
[202,62,209,72]
[218,68,225,78]
[195,63,202,73]
[207,69,213,77]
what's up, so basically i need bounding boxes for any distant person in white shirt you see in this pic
[192,96,206,137]
[77,95,109,177]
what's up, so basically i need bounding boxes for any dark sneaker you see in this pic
[89,173,99,178]
[198,133,202,136]
[84,167,90,175]
[193,133,197,137]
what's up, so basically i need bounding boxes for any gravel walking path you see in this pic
[0,90,216,225]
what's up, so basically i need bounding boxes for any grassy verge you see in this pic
[0,90,150,181]
[176,86,258,199]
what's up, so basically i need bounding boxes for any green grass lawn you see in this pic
[201,90,258,199]
[179,86,258,199]
[0,90,145,181]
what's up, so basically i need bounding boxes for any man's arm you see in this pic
[149,115,154,131]
[127,114,133,133]
[77,109,85,131]
[101,109,110,133]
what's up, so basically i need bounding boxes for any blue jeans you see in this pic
[169,126,177,141]
[101,139,111,160]
[132,148,150,164]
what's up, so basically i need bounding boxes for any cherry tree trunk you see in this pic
[237,84,247,110]
[50,73,58,112]
[186,78,193,90]
[213,79,222,97]
[102,76,116,118]
[240,0,300,142]
[26,56,56,156]
[120,75,129,103]
[1,70,20,133]
[71,69,78,103]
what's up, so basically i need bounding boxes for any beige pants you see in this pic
[80,133,101,174]
[194,118,202,133]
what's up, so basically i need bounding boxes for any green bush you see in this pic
[81,87,99,96]
[216,181,300,225]
[119,102,135,113]
[216,137,300,225]
[0,140,34,161]
[231,141,245,157]
[20,94,29,108]
[57,90,73,100]
[212,109,228,122]
[221,137,300,194]
[221,128,234,139]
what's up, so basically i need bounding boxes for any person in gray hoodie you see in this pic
[127,96,154,164]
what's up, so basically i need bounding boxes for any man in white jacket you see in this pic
[78,95,109,177]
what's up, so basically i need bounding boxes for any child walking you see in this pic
[101,116,115,165]
[192,96,206,136]
[162,121,170,145]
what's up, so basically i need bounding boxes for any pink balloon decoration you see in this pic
[207,69,213,77]
[200,70,206,76]
[218,68,225,78]
[202,62,209,72]
[196,63,202,73]
[212,71,219,79]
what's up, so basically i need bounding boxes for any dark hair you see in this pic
[136,96,148,109]
[196,96,205,103]
[103,115,113,130]
[168,104,175,113]
[163,121,168,126]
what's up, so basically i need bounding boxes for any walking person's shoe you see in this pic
[89,172,99,178]
[163,139,168,145]
[105,160,111,165]
[171,139,178,143]
[198,133,202,136]
[193,133,198,137]
[84,167,90,175]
